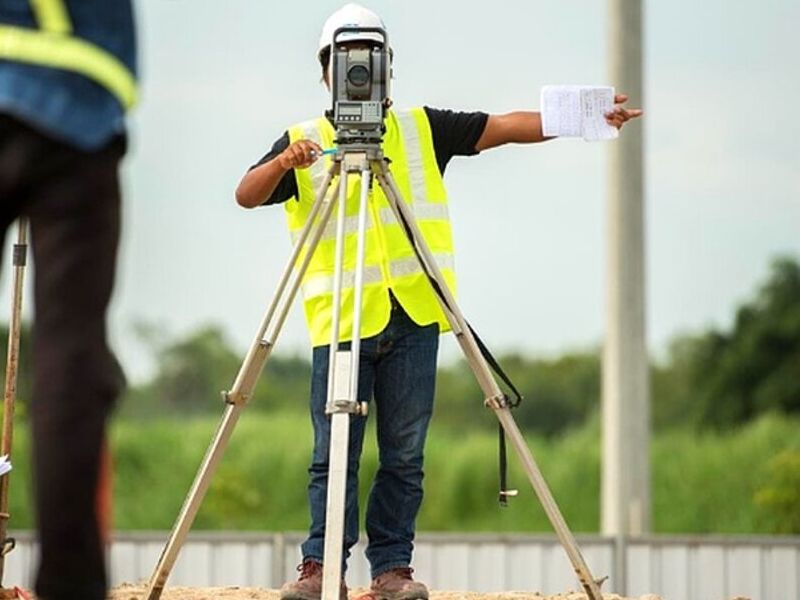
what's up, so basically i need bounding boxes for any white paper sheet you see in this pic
[541,85,619,141]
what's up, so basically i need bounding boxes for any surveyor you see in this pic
[235,4,641,600]
[0,1,137,599]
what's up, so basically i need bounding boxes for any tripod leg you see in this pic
[145,404,242,600]
[321,156,372,600]
[375,168,603,600]
[0,219,28,587]
[321,162,352,600]
[145,169,342,600]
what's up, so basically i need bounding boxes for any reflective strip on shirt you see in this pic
[30,0,72,34]
[299,253,454,300]
[388,253,455,280]
[0,25,137,109]
[394,109,428,204]
[379,203,449,226]
[301,265,384,299]
[290,212,374,245]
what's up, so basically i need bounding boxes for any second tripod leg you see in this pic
[321,157,372,600]
[375,166,603,600]
[321,411,350,596]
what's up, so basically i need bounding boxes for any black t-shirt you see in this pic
[250,107,489,205]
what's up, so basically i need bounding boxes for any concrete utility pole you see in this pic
[602,0,650,538]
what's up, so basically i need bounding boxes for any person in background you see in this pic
[0,1,137,598]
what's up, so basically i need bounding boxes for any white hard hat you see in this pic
[318,3,386,58]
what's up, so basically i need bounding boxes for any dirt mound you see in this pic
[108,585,660,600]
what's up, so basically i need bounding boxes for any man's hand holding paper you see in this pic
[541,85,642,141]
[605,94,643,129]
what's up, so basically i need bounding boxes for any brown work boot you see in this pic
[370,567,428,600]
[280,560,348,600]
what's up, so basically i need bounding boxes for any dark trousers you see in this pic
[302,296,439,578]
[0,115,124,600]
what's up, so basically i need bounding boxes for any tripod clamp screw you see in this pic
[221,390,250,406]
[325,400,369,416]
[1,536,16,557]
[484,394,509,410]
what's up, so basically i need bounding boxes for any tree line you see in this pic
[1,255,798,436]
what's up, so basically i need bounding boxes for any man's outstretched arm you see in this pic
[475,94,643,152]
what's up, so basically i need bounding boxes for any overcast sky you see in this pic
[3,0,798,382]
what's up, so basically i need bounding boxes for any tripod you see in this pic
[0,220,28,599]
[145,144,604,600]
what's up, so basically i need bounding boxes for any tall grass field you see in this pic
[5,412,799,534]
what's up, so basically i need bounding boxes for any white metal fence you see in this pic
[4,531,798,599]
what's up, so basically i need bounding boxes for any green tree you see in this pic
[251,353,312,413]
[653,256,800,429]
[119,322,312,417]
[434,350,600,437]
[127,324,242,414]
[651,334,709,430]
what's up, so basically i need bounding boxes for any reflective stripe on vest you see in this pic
[394,110,448,215]
[0,0,137,110]
[389,253,455,280]
[290,212,374,246]
[288,203,451,246]
[302,265,384,299]
[301,253,456,299]
[31,0,71,34]
[287,108,456,346]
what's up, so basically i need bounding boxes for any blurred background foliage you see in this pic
[1,255,798,533]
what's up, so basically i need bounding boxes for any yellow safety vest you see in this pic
[287,108,458,347]
[0,0,137,110]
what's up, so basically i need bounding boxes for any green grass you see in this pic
[4,412,799,533]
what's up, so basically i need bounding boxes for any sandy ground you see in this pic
[105,586,664,600]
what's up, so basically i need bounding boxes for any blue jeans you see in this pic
[300,295,439,578]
